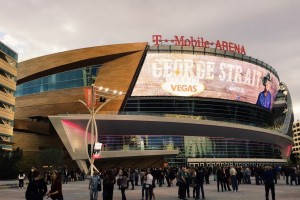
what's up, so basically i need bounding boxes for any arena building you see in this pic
[13,41,294,172]
[0,41,17,151]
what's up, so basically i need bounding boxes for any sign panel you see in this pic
[152,35,246,55]
[92,142,102,159]
[131,53,279,110]
[84,87,93,108]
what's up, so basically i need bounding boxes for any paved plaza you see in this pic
[0,177,299,200]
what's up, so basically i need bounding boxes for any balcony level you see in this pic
[0,59,17,77]
[0,75,16,91]
[0,124,13,136]
[0,107,14,121]
[0,91,15,105]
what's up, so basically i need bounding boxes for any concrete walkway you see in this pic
[0,177,299,200]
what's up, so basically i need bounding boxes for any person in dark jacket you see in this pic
[264,166,275,200]
[223,167,231,191]
[46,171,64,200]
[195,167,205,200]
[185,168,192,198]
[25,170,47,200]
[102,170,116,200]
[177,166,186,200]
[284,166,290,185]
[120,171,128,200]
[216,167,224,192]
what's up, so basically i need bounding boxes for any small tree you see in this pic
[39,148,64,169]
[0,147,23,179]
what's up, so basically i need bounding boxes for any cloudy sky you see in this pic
[1,0,300,119]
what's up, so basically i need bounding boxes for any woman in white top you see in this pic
[18,170,25,189]
[145,170,154,200]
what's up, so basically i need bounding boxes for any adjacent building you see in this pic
[292,120,300,157]
[0,41,17,151]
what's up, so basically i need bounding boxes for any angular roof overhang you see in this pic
[49,114,293,160]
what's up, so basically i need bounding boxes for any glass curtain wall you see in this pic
[16,65,100,97]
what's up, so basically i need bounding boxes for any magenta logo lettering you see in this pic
[152,35,246,55]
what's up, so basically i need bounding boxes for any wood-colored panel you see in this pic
[0,75,16,90]
[15,88,88,119]
[0,124,13,136]
[95,49,146,112]
[13,131,64,152]
[0,59,17,76]
[18,43,147,81]
[15,43,147,119]
[14,119,50,135]
[0,107,14,120]
[0,91,15,105]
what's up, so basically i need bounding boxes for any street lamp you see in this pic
[79,84,125,176]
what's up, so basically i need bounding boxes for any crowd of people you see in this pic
[20,164,300,200]
[24,167,63,200]
[23,166,85,200]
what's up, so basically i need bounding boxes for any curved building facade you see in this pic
[14,43,294,171]
[0,41,17,151]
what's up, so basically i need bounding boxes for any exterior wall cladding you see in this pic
[14,43,294,167]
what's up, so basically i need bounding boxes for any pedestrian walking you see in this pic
[88,171,101,200]
[25,170,47,200]
[120,171,128,200]
[45,171,64,200]
[264,166,275,200]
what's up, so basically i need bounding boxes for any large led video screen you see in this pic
[131,53,279,110]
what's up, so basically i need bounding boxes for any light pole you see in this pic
[79,84,124,176]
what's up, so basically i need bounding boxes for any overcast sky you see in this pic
[1,0,300,120]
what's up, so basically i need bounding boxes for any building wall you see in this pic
[13,131,77,168]
[14,43,147,162]
[13,131,63,157]
[15,43,147,119]
[0,41,17,150]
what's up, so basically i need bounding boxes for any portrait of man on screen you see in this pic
[256,73,272,110]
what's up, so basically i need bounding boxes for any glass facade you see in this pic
[98,135,184,151]
[123,97,274,128]
[184,136,281,159]
[16,65,100,97]
[122,97,282,163]
[96,134,281,159]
